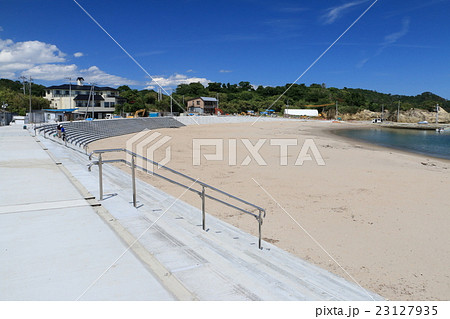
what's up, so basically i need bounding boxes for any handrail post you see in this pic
[98,153,103,200]
[201,186,206,231]
[258,210,262,250]
[131,154,137,207]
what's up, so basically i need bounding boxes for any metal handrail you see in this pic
[88,148,266,249]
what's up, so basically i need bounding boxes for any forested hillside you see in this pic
[116,82,450,116]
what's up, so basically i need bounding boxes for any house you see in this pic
[186,97,218,114]
[44,77,125,119]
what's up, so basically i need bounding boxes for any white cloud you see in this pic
[80,66,138,86]
[23,64,78,81]
[0,62,34,71]
[0,26,3,32]
[145,73,211,89]
[0,37,137,86]
[0,39,66,64]
[356,18,411,68]
[219,69,232,73]
[383,18,410,46]
[322,0,368,24]
[74,52,84,58]
[21,64,137,86]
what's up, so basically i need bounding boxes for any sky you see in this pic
[0,0,449,98]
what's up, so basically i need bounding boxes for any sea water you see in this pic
[334,127,450,160]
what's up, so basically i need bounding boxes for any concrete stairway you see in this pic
[38,134,384,301]
[36,117,185,147]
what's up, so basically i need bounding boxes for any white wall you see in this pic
[284,109,319,117]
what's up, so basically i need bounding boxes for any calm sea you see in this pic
[334,127,450,160]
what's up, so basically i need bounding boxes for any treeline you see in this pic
[1,77,448,117]
[0,79,49,115]
[116,81,450,116]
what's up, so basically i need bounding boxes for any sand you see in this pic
[89,120,450,301]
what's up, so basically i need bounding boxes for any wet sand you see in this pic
[89,120,450,300]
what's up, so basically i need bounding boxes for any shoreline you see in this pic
[325,123,450,163]
[89,120,450,301]
[380,122,450,131]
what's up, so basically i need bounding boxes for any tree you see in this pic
[175,82,206,96]
[207,82,222,92]
[117,85,131,93]
[238,81,252,91]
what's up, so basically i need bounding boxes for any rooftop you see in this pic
[46,84,118,91]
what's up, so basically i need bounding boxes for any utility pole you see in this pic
[19,76,27,95]
[436,103,439,124]
[66,77,72,109]
[217,93,219,114]
[157,88,162,101]
[335,101,338,120]
[170,89,173,115]
[397,101,401,122]
[91,83,96,119]
[28,76,33,123]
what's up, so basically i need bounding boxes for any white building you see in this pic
[284,109,319,117]
[44,77,125,119]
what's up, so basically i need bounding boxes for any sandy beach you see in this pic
[89,120,450,301]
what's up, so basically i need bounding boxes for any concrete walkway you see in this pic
[0,125,175,300]
[0,124,384,301]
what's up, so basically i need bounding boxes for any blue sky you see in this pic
[0,0,449,98]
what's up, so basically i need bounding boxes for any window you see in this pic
[196,100,200,105]
[104,102,110,108]
[55,90,60,95]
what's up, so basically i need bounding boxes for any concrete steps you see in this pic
[38,135,384,301]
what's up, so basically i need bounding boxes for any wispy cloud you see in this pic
[383,17,410,46]
[73,52,84,58]
[357,17,411,68]
[0,26,3,32]
[219,69,232,73]
[322,0,369,24]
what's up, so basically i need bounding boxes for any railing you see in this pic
[88,148,266,249]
